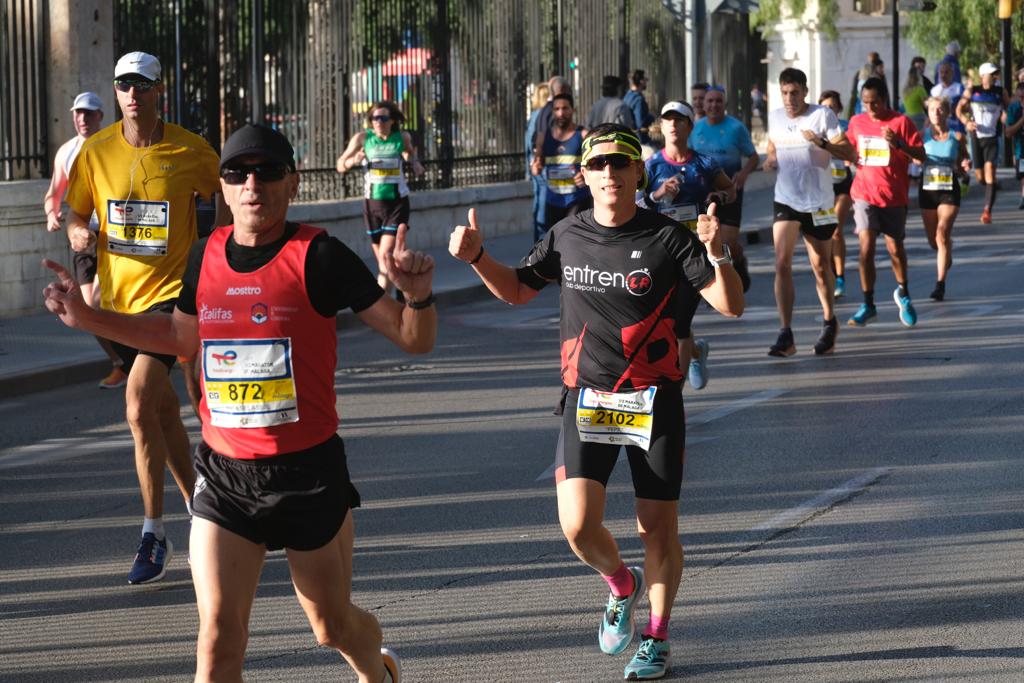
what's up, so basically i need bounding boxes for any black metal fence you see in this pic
[1,0,49,181]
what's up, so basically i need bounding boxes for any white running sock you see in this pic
[142,517,165,540]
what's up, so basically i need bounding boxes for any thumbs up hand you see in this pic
[385,223,435,301]
[449,208,484,265]
[697,201,721,249]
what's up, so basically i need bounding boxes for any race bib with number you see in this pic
[105,199,170,256]
[576,386,657,450]
[830,158,848,182]
[367,157,402,184]
[858,135,891,167]
[811,207,838,226]
[662,203,699,231]
[202,338,299,428]
[546,166,578,194]
[922,164,954,191]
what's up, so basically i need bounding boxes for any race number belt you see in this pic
[661,203,698,231]
[105,199,170,256]
[202,338,299,428]
[830,158,848,182]
[546,166,578,194]
[367,157,402,184]
[922,164,954,191]
[811,207,838,226]
[576,386,657,450]
[858,135,891,167]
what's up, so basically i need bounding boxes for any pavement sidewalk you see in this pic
[0,178,778,401]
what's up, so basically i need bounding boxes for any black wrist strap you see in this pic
[469,245,485,265]
[406,292,435,309]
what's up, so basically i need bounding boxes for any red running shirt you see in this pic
[848,111,923,207]
[197,224,339,459]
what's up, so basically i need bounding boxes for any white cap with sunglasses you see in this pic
[660,101,695,121]
[114,51,162,82]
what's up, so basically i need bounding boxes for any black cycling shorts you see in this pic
[109,299,178,373]
[191,434,362,551]
[773,202,838,241]
[971,136,999,167]
[716,189,743,227]
[363,197,411,244]
[555,384,685,501]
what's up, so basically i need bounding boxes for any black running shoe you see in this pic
[813,318,838,355]
[768,328,796,357]
[930,281,945,301]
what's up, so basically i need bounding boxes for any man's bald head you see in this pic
[549,76,571,97]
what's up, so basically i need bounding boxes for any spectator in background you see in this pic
[691,82,710,120]
[912,56,934,93]
[848,52,886,117]
[623,69,655,144]
[931,61,965,103]
[934,41,963,86]
[42,91,127,390]
[1003,82,1024,209]
[584,75,634,129]
[751,83,766,120]
[537,76,572,141]
[526,81,551,240]
[903,65,929,131]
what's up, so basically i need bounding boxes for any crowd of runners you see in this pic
[38,44,1019,682]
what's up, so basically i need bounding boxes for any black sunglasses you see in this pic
[114,79,157,93]
[371,115,392,122]
[583,154,634,171]
[220,163,291,185]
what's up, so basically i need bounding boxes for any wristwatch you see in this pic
[708,244,733,268]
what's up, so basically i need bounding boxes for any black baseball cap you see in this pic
[220,124,296,172]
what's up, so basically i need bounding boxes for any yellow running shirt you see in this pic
[66,120,220,314]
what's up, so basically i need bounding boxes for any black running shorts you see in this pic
[716,189,743,227]
[363,197,411,244]
[191,434,362,551]
[918,178,962,210]
[108,299,178,373]
[833,174,853,197]
[971,135,999,167]
[773,201,838,241]
[555,384,685,501]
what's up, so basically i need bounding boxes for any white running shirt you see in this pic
[768,104,842,213]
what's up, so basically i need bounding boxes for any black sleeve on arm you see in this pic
[176,238,209,316]
[515,228,561,291]
[305,233,385,317]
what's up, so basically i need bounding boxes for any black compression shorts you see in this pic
[971,136,999,167]
[555,384,685,501]
[363,197,411,244]
[108,299,178,373]
[191,434,362,551]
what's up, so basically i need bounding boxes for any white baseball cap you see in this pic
[70,92,103,112]
[114,51,162,82]
[979,62,999,76]
[660,101,696,120]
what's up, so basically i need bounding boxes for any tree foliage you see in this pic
[752,0,840,41]
[906,0,1024,70]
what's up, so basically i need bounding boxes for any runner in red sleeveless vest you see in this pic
[42,124,434,683]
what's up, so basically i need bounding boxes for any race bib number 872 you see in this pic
[202,338,299,428]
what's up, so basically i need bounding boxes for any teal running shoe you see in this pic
[598,566,644,655]
[847,303,877,327]
[893,287,917,327]
[624,636,670,680]
[688,339,709,390]
[833,274,845,299]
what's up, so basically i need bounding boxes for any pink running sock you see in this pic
[644,614,670,641]
[602,563,635,598]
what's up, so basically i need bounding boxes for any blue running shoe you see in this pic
[833,274,845,299]
[598,566,644,656]
[893,287,917,327]
[381,647,401,683]
[624,636,671,680]
[127,533,172,585]
[688,339,709,390]
[847,303,877,327]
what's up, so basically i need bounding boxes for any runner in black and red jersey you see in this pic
[43,124,429,683]
[449,124,744,681]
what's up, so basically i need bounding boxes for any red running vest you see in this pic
[197,224,338,459]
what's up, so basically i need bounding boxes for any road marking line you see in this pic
[749,466,892,535]
[535,389,786,480]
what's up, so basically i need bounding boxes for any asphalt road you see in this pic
[1,191,1023,682]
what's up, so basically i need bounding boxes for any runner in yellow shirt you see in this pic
[65,51,226,584]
